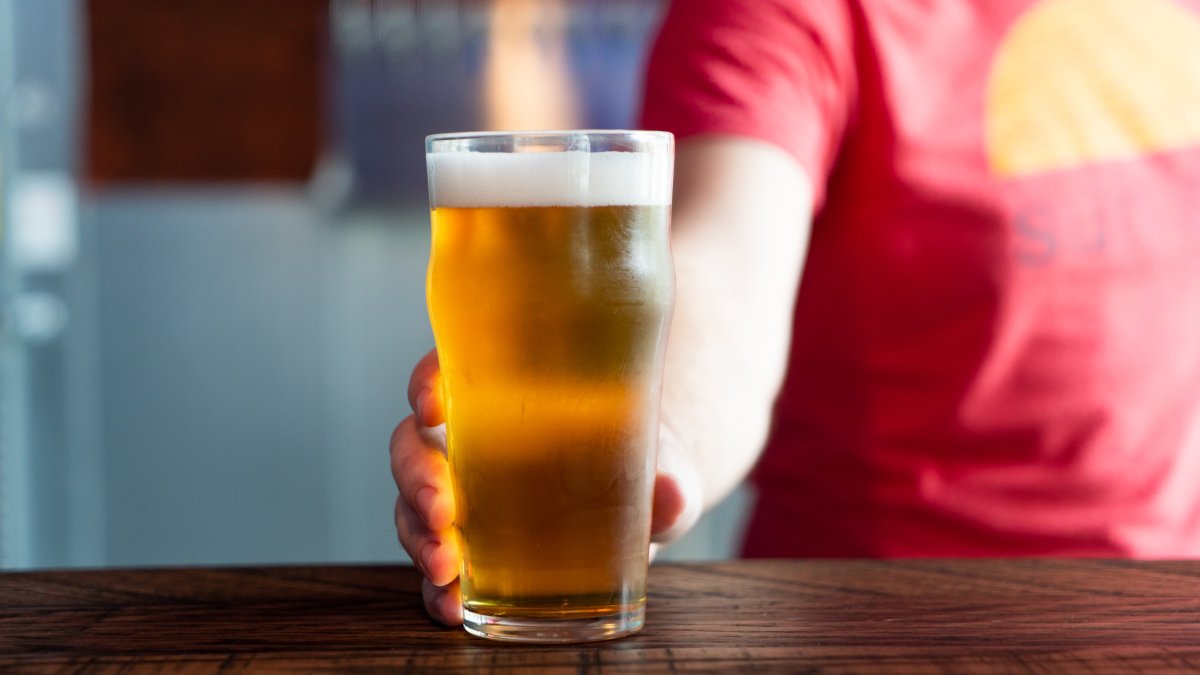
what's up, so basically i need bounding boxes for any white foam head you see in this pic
[428,151,672,208]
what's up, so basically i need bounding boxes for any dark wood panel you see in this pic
[2,560,1199,672]
[86,0,325,183]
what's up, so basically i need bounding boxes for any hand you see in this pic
[390,349,703,626]
[389,350,460,625]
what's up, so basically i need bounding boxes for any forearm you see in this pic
[658,137,814,514]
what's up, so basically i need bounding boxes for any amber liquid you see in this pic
[427,204,673,620]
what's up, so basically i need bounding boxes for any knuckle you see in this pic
[394,509,425,563]
[389,416,417,457]
[390,418,423,489]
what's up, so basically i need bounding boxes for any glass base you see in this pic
[462,605,645,643]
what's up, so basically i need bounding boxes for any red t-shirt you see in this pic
[641,0,1200,557]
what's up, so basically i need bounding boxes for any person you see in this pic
[391,0,1200,624]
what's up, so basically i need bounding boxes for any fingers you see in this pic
[423,577,463,626]
[394,494,460,587]
[390,415,460,591]
[407,349,445,427]
[650,436,703,545]
[398,352,460,626]
[390,416,454,530]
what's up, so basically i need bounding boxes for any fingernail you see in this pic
[415,389,431,425]
[416,486,438,525]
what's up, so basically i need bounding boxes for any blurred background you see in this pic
[0,0,750,569]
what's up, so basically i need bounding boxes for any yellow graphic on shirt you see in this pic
[986,0,1200,177]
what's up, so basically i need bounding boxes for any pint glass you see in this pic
[424,131,674,642]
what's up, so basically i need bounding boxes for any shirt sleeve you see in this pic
[638,0,858,209]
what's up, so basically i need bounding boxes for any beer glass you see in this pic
[424,131,674,642]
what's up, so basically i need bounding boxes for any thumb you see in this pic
[650,430,703,544]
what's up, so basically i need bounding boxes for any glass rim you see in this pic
[426,129,672,148]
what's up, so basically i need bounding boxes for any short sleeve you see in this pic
[639,0,858,209]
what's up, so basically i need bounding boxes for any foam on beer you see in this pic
[428,151,672,208]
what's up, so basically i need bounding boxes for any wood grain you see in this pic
[1,560,1198,673]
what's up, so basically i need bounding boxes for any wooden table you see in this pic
[2,560,1197,673]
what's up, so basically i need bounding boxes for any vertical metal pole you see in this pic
[59,0,104,569]
[0,0,101,569]
[0,0,36,569]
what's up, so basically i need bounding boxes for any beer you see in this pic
[425,137,674,642]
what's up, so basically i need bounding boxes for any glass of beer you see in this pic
[424,130,674,643]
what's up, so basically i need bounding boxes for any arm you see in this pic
[651,135,814,542]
